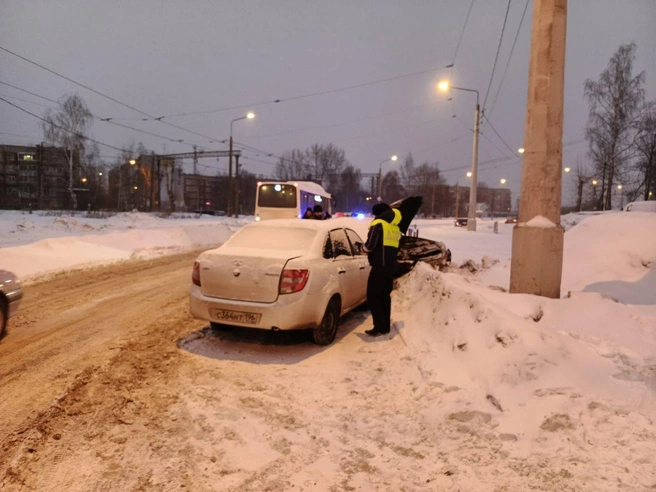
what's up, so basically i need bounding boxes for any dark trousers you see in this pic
[367,266,394,333]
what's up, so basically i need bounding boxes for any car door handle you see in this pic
[338,269,346,274]
[359,265,366,270]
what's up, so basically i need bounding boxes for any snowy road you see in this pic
[1,247,655,491]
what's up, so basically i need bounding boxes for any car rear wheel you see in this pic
[312,297,340,346]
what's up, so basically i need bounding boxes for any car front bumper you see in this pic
[189,285,323,330]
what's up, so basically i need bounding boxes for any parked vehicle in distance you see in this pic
[254,181,332,221]
[505,217,518,224]
[0,270,23,339]
[625,201,656,212]
[190,218,369,345]
[454,218,468,227]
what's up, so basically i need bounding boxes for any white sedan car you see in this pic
[189,218,370,345]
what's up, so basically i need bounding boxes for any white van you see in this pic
[624,201,656,212]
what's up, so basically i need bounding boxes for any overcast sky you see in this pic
[1,0,655,202]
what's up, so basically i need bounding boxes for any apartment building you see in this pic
[0,144,74,210]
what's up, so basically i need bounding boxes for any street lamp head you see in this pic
[500,178,507,184]
[133,186,138,190]
[592,180,598,185]
[81,178,88,183]
[129,159,136,165]
[246,112,255,119]
[466,171,472,178]
[617,184,623,190]
[564,167,571,173]
[98,172,103,176]
[437,81,449,92]
[518,148,525,154]
[391,155,398,162]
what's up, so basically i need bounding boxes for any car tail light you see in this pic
[279,269,309,294]
[192,261,201,286]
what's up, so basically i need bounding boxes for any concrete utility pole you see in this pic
[510,0,568,298]
[454,183,460,219]
[234,154,241,216]
[467,102,480,231]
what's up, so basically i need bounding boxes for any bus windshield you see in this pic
[258,184,297,208]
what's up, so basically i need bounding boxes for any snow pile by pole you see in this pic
[391,262,656,483]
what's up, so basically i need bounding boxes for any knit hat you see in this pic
[372,203,391,217]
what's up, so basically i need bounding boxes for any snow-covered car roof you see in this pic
[248,217,368,232]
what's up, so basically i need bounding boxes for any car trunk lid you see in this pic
[199,248,302,303]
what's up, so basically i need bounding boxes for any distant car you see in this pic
[505,217,518,224]
[454,218,468,227]
[0,270,23,338]
[190,218,371,345]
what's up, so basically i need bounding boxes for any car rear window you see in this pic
[226,227,318,252]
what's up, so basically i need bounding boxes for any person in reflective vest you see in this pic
[360,202,402,337]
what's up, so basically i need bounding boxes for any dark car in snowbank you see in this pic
[0,270,23,338]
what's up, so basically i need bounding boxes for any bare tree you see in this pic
[584,42,645,210]
[307,143,348,191]
[40,93,92,209]
[573,159,592,211]
[635,104,656,200]
[275,149,309,180]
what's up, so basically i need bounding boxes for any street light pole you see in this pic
[229,112,255,217]
[377,155,397,199]
[438,82,480,231]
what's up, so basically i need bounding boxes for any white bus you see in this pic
[255,181,332,221]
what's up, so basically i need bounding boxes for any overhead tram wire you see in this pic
[486,0,530,120]
[448,0,476,68]
[0,46,220,146]
[0,78,212,150]
[0,97,124,152]
[481,0,513,111]
[482,113,520,157]
[121,66,449,121]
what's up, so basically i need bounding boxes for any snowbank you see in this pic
[392,263,656,486]
[0,211,251,279]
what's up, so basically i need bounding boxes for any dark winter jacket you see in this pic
[362,208,402,269]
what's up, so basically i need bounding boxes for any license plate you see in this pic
[212,309,261,325]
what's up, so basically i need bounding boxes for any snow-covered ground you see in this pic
[0,210,252,279]
[1,209,656,488]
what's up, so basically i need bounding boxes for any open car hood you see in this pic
[390,196,423,235]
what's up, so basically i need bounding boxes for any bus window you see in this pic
[258,184,297,208]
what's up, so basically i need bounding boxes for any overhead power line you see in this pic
[0,45,220,144]
[101,66,447,121]
[0,97,124,152]
[487,0,530,119]
[0,78,214,149]
[482,0,513,111]
[449,0,476,67]
[482,113,519,157]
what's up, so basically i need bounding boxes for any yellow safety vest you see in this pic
[369,208,402,248]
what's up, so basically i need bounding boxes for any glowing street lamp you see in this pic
[229,112,256,216]
[500,178,507,185]
[81,178,88,183]
[592,180,598,186]
[564,167,571,173]
[438,79,480,231]
[98,172,103,176]
[518,148,525,154]
[129,159,136,165]
[466,171,472,178]
[377,155,399,198]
